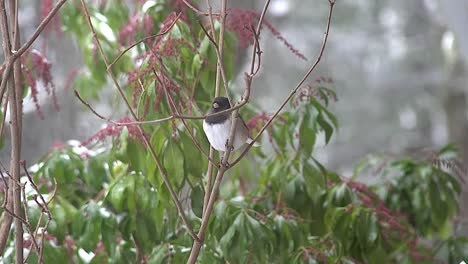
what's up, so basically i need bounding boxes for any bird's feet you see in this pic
[225,139,234,151]
[219,153,231,169]
[218,161,231,169]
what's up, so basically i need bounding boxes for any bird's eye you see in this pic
[213,102,219,109]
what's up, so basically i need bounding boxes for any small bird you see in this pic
[203,97,255,152]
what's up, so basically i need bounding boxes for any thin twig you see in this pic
[22,161,50,213]
[214,0,231,104]
[249,25,262,76]
[1,204,28,228]
[74,89,250,124]
[181,0,220,16]
[0,176,13,254]
[21,182,41,263]
[203,147,215,214]
[198,22,217,48]
[0,170,10,208]
[0,62,12,107]
[0,94,9,143]
[198,22,232,104]
[136,78,147,119]
[74,90,120,123]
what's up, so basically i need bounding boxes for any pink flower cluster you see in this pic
[21,49,59,119]
[81,116,145,146]
[226,8,307,60]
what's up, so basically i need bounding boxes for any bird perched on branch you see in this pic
[203,97,256,152]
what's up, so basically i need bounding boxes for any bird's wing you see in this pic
[238,115,260,147]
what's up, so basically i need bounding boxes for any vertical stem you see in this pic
[201,0,221,217]
[215,0,227,100]
[9,47,23,264]
[196,0,229,260]
[188,108,239,263]
[0,0,12,255]
[202,148,214,215]
[201,0,227,217]
[0,0,23,261]
[9,0,23,261]
[9,0,22,148]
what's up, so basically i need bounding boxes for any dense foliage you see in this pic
[1,0,467,263]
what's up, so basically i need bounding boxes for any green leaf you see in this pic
[429,178,446,227]
[135,176,154,211]
[220,222,237,256]
[356,210,379,250]
[317,113,334,144]
[146,128,166,187]
[310,98,338,129]
[125,174,137,214]
[325,207,352,245]
[299,113,316,157]
[180,129,206,178]
[162,141,185,189]
[303,162,325,201]
[127,139,145,173]
[101,214,117,254]
[42,240,70,263]
[106,177,127,211]
[190,184,204,218]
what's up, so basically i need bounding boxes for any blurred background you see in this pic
[1,0,467,229]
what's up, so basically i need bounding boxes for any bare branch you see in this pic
[74,90,119,123]
[198,21,218,49]
[0,94,9,145]
[188,0,238,261]
[74,88,249,124]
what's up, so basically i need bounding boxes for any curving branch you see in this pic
[230,0,336,167]
[74,89,250,124]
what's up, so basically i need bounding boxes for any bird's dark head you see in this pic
[211,97,231,112]
[205,97,231,124]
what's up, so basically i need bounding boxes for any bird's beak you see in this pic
[213,102,219,109]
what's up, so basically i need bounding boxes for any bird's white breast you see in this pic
[203,119,246,151]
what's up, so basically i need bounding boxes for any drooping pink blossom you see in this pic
[81,116,145,146]
[226,8,307,60]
